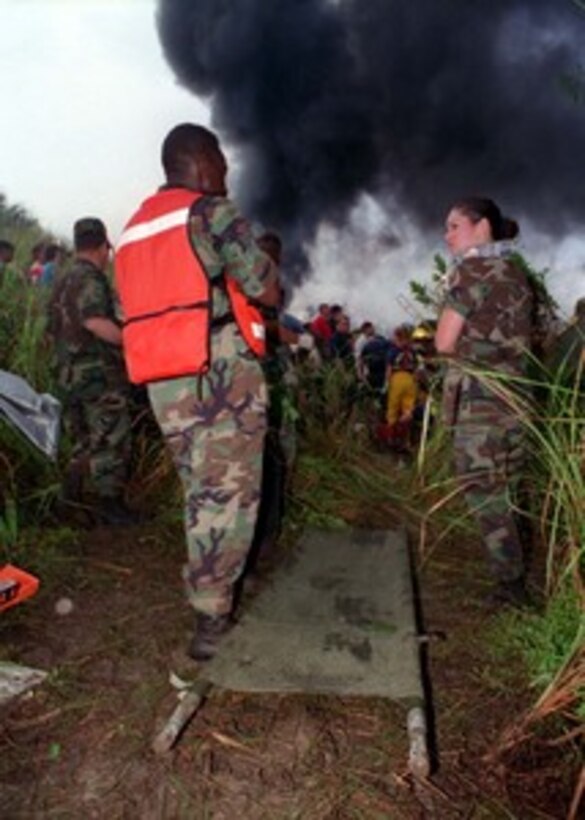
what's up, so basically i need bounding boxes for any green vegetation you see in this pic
[286,344,583,810]
[0,196,61,521]
[407,255,584,752]
[1,194,582,792]
[505,586,583,694]
[0,192,43,247]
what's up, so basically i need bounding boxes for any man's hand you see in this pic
[255,269,280,308]
[84,317,122,345]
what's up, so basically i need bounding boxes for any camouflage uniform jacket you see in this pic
[146,191,277,413]
[183,193,277,392]
[47,258,127,397]
[186,193,276,335]
[442,249,534,425]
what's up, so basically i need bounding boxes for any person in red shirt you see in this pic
[28,241,46,285]
[310,302,334,358]
[310,303,332,340]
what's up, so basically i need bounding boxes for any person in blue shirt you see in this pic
[40,243,65,287]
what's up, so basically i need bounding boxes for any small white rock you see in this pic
[55,597,74,616]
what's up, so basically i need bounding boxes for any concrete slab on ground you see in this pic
[206,528,423,702]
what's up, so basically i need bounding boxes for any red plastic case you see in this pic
[0,565,40,612]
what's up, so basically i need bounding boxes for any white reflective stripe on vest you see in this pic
[251,322,265,340]
[116,207,190,251]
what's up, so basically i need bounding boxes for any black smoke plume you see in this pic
[157,0,585,283]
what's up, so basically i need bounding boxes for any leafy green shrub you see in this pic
[521,586,583,692]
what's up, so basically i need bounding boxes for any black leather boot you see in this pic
[188,613,233,662]
[96,497,142,527]
[488,577,533,609]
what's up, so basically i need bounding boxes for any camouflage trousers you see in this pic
[64,386,132,499]
[453,419,525,583]
[148,325,267,617]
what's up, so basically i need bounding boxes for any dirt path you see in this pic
[0,521,578,818]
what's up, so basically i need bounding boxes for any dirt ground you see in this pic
[0,512,580,819]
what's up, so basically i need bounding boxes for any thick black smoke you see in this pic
[157,0,585,282]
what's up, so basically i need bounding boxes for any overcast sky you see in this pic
[0,0,209,239]
[1,0,583,326]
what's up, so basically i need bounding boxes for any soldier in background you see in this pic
[115,124,279,661]
[48,218,135,526]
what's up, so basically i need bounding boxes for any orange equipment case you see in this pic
[0,564,40,613]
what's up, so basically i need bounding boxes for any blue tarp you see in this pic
[0,370,61,461]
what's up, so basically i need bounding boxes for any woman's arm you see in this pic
[435,307,466,355]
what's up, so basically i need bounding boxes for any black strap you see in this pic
[210,312,235,330]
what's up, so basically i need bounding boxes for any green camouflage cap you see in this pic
[73,217,110,247]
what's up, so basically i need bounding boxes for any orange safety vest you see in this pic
[115,189,266,384]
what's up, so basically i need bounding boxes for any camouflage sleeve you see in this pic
[77,271,112,321]
[192,196,277,299]
[444,259,489,320]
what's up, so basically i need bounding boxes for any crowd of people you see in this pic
[300,303,437,451]
[2,122,584,660]
[0,238,68,288]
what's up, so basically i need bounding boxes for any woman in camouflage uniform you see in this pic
[435,197,534,607]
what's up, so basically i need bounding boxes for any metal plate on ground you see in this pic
[206,528,423,701]
[0,662,47,706]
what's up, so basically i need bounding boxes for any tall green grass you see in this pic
[0,248,61,524]
[1,193,582,743]
[289,321,583,749]
[0,267,54,389]
[416,358,585,734]
[455,359,585,597]
[511,362,584,732]
[407,252,583,736]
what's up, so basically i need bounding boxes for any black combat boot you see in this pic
[188,613,233,662]
[488,577,533,610]
[61,460,86,504]
[96,497,142,527]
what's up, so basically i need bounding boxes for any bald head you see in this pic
[257,231,282,265]
[161,123,227,195]
[161,124,217,174]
